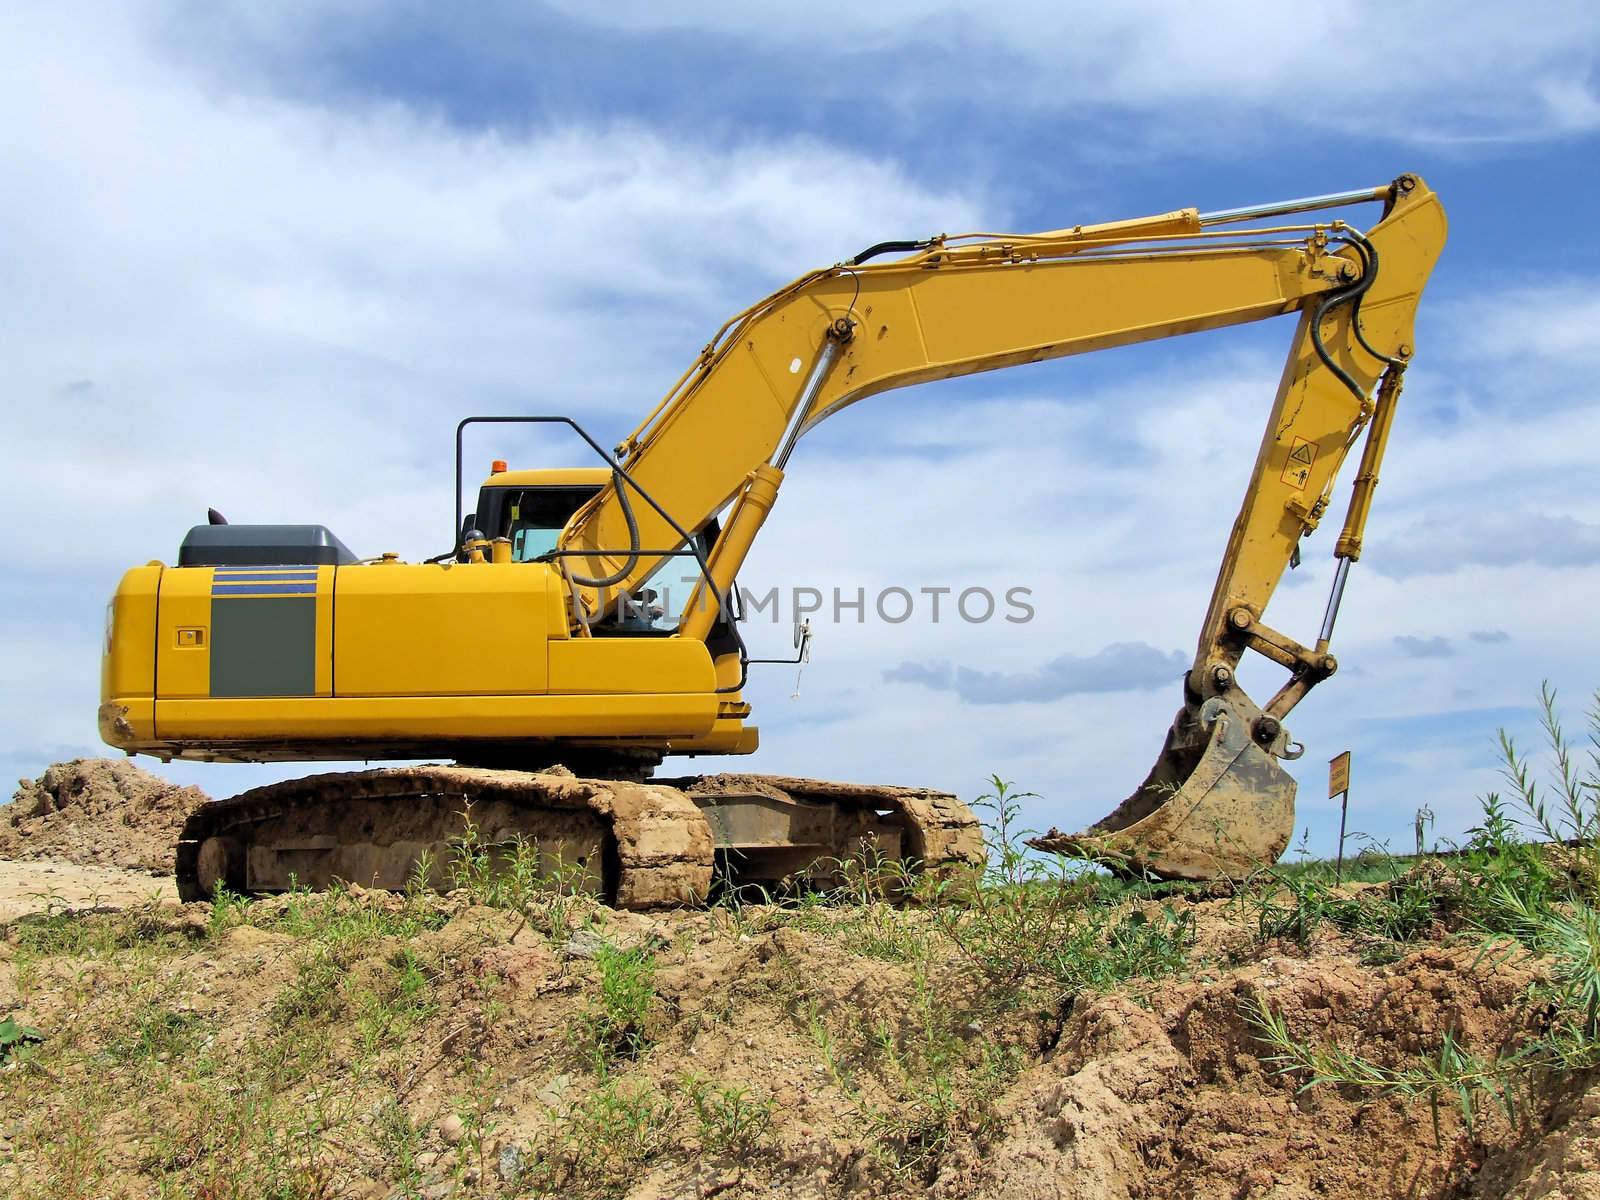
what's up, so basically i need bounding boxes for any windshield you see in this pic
[512,527,560,561]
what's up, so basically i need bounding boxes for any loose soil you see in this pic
[1,758,208,872]
[0,859,177,922]
[1,759,1597,1199]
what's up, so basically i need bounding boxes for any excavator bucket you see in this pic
[1028,696,1296,880]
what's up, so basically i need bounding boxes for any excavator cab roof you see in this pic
[481,466,611,489]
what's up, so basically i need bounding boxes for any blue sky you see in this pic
[3,1,1598,855]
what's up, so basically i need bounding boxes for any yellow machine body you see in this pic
[100,465,752,764]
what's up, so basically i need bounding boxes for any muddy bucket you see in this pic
[1028,696,1296,879]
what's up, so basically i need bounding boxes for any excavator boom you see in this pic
[559,175,1447,877]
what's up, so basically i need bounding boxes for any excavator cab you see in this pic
[458,467,607,563]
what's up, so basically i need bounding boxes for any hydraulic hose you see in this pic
[561,469,643,588]
[849,238,935,266]
[1339,230,1407,369]
[1309,236,1379,402]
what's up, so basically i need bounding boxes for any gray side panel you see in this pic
[210,598,317,697]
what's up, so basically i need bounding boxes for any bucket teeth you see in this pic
[1028,696,1296,880]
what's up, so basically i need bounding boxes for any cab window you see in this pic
[498,487,601,562]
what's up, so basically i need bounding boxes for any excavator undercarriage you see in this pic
[175,765,985,908]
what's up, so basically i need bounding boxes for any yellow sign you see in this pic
[1328,750,1351,798]
[1280,437,1317,489]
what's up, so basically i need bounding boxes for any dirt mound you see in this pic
[0,758,209,872]
[5,886,1591,1200]
[1472,1074,1600,1199]
[937,946,1545,1199]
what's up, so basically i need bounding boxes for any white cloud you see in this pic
[1394,635,1455,659]
[2,4,1595,862]
[0,4,986,581]
[1450,282,1600,369]
[1375,513,1600,578]
[541,0,1600,143]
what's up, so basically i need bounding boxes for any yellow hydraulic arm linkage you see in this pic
[559,175,1447,878]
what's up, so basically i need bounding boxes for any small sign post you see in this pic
[1329,750,1352,884]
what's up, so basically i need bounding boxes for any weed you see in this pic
[800,995,855,1092]
[272,946,345,1028]
[923,777,1095,991]
[354,948,438,1057]
[1414,805,1436,856]
[708,865,787,941]
[272,882,447,950]
[11,906,180,961]
[519,855,592,942]
[682,1074,775,1160]
[532,1078,675,1199]
[1497,682,1599,846]
[371,1099,427,1197]
[0,1014,43,1064]
[155,1088,339,1198]
[1246,855,1447,952]
[572,942,658,1073]
[20,1090,111,1200]
[790,942,1020,1182]
[448,1058,501,1187]
[208,881,249,936]
[924,778,1194,1002]
[1074,904,1194,989]
[406,848,437,900]
[446,802,593,939]
[107,1000,202,1064]
[834,867,934,964]
[1248,992,1532,1140]
[1248,871,1351,950]
[446,800,497,899]
[862,960,971,1178]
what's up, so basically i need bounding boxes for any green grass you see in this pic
[12,902,192,961]
[105,1000,203,1064]
[681,1073,775,1161]
[354,947,439,1058]
[572,941,659,1074]
[445,802,593,940]
[530,1077,675,1200]
[917,778,1195,1003]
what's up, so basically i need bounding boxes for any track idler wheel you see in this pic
[1028,695,1296,879]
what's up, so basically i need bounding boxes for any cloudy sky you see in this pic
[4,1,1597,856]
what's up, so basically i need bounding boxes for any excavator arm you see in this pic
[558,175,1447,878]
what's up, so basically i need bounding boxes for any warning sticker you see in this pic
[1280,437,1317,489]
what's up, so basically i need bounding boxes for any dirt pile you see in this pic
[938,947,1544,1199]
[2,886,1592,1199]
[0,757,209,872]
[2,760,1596,1198]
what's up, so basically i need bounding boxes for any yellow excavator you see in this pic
[99,174,1446,906]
